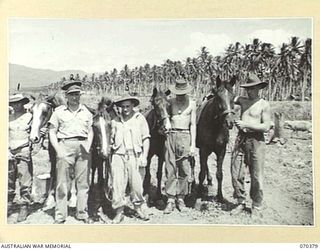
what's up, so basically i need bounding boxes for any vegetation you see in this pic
[48,37,312,101]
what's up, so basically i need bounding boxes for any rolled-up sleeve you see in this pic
[139,115,150,141]
[48,111,59,128]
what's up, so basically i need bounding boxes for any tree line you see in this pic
[49,36,312,101]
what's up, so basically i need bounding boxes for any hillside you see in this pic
[9,64,88,90]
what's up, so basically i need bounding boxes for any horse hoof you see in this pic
[216,196,224,203]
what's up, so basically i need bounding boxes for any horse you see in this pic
[196,75,236,202]
[29,92,65,208]
[29,94,116,212]
[143,87,171,202]
[91,97,118,185]
[88,97,119,222]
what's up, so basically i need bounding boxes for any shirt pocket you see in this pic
[78,115,90,128]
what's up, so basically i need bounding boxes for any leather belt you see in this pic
[58,136,87,142]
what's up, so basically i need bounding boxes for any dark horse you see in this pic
[143,87,171,201]
[196,75,236,202]
[91,97,117,186]
[88,97,119,221]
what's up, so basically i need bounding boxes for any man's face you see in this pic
[66,91,81,105]
[120,100,134,117]
[245,86,259,99]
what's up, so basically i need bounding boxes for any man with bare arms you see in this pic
[163,78,196,214]
[231,74,271,217]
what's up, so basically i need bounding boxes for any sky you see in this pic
[9,18,312,73]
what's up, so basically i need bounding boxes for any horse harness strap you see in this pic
[213,109,235,120]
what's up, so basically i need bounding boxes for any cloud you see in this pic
[184,32,233,57]
[246,29,308,51]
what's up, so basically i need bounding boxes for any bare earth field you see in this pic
[7,93,313,226]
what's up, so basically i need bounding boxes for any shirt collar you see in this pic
[120,111,139,123]
[64,103,84,113]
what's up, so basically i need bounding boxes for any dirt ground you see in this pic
[7,126,313,226]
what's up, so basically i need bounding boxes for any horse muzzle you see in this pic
[224,110,235,129]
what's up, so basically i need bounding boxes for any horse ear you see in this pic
[216,75,223,88]
[152,87,158,97]
[229,75,237,87]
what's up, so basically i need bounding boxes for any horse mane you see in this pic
[93,97,118,119]
[144,109,157,132]
[197,92,221,125]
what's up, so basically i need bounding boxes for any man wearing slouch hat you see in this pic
[231,73,271,218]
[8,94,32,222]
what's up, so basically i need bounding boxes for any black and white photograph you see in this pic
[8,18,313,226]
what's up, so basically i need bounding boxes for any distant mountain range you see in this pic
[9,64,88,90]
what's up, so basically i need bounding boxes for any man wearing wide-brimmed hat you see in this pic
[230,73,271,218]
[109,94,150,223]
[163,78,196,214]
[8,93,33,222]
[48,80,93,224]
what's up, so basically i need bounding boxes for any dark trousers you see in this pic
[231,132,265,208]
[165,131,193,200]
[8,150,32,205]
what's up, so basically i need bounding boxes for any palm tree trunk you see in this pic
[301,73,307,101]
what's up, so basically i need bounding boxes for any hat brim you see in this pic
[9,97,30,105]
[240,81,268,89]
[115,97,140,107]
[66,89,82,94]
[61,81,82,91]
[169,85,193,95]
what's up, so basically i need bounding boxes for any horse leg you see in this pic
[215,148,226,202]
[156,155,164,198]
[90,150,98,186]
[43,144,56,211]
[97,157,104,186]
[143,154,152,196]
[199,147,210,199]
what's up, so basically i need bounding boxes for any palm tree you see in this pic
[299,38,312,101]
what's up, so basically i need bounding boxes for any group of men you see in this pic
[8,73,271,223]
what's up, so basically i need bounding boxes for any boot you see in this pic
[17,204,29,222]
[176,198,186,212]
[112,207,124,224]
[42,193,56,211]
[135,205,149,221]
[164,199,175,214]
[251,206,263,219]
[230,202,246,216]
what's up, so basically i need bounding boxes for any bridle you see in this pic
[213,87,235,120]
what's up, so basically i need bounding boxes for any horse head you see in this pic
[150,87,171,133]
[93,97,115,159]
[213,75,236,129]
[29,93,63,144]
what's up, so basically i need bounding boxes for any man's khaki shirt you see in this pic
[48,104,93,139]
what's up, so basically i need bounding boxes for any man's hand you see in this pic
[235,120,248,132]
[164,118,172,132]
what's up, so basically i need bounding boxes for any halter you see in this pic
[211,87,235,120]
